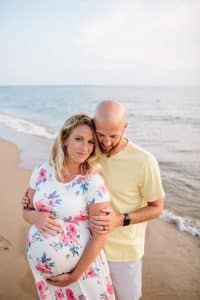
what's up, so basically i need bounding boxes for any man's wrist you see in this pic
[119,214,124,226]
[122,213,131,226]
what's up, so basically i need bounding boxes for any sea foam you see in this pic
[0,113,55,139]
[161,209,200,237]
[0,112,199,238]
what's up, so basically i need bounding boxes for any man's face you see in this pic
[94,120,125,154]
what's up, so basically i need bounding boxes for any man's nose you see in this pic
[103,137,111,146]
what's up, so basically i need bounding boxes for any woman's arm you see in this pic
[90,199,164,233]
[47,201,110,287]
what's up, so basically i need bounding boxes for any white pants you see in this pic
[108,260,142,300]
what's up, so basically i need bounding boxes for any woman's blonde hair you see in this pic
[49,114,100,180]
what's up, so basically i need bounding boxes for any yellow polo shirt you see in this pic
[99,140,165,262]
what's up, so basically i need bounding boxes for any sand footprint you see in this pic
[0,235,13,250]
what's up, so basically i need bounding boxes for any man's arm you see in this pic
[90,199,164,233]
[22,189,62,237]
[127,199,164,225]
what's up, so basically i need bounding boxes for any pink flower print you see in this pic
[35,263,51,274]
[86,266,95,278]
[37,280,47,299]
[31,235,36,243]
[75,213,88,222]
[38,168,47,181]
[107,281,114,294]
[75,176,83,184]
[65,288,76,300]
[35,200,51,212]
[59,232,69,244]
[49,199,55,206]
[55,289,65,300]
[99,184,108,194]
[69,223,77,240]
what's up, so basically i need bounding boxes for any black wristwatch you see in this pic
[123,213,131,226]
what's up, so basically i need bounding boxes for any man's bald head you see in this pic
[95,100,126,126]
[94,100,128,155]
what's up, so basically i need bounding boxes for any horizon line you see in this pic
[0,83,200,88]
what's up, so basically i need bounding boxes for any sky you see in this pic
[0,0,200,85]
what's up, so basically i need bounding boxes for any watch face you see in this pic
[123,213,130,226]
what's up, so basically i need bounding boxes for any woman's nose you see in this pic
[80,141,88,150]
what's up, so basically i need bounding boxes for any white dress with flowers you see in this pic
[27,162,115,300]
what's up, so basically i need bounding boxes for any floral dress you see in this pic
[27,162,115,300]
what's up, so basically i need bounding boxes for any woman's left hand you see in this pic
[46,271,78,287]
[90,207,122,234]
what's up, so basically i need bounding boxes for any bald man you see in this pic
[23,100,164,300]
[89,100,164,300]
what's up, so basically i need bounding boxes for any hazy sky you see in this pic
[0,0,199,85]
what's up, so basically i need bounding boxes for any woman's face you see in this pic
[64,124,95,165]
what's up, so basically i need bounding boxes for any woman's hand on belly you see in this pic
[46,270,78,287]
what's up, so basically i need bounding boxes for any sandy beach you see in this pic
[0,138,199,300]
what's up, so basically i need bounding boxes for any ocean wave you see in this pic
[0,113,55,139]
[161,209,200,238]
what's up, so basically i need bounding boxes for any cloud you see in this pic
[1,0,199,84]
[82,1,200,72]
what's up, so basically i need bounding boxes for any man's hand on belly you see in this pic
[32,211,62,238]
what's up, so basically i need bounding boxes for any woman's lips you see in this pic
[76,152,87,157]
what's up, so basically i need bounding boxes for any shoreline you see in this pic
[0,121,199,238]
[0,138,200,299]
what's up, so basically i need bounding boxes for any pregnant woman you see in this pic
[23,114,115,300]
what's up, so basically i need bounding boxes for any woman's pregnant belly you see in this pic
[27,219,90,278]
